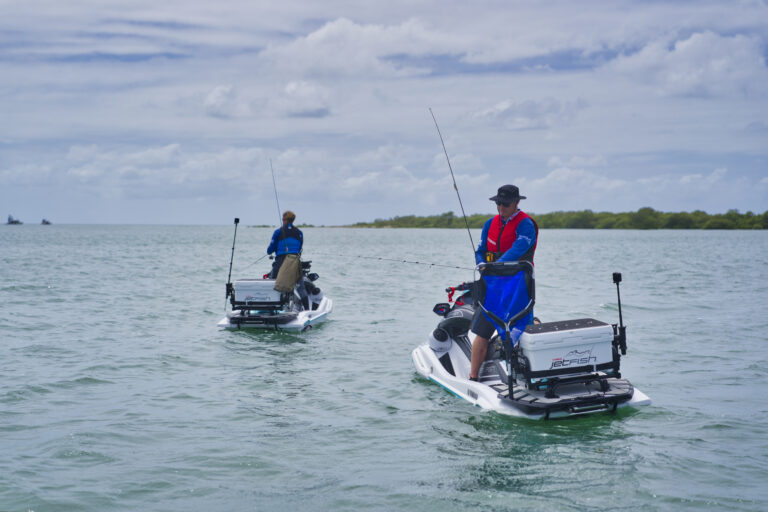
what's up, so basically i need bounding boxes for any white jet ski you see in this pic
[218,260,332,332]
[411,261,650,419]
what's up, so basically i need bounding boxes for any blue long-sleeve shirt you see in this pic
[475,212,537,264]
[267,224,303,256]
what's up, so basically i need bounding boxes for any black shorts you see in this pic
[268,254,287,279]
[470,307,497,339]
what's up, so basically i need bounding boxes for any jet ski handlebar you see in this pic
[476,260,534,277]
[444,281,474,293]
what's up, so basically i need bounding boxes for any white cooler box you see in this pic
[233,279,283,306]
[518,318,614,375]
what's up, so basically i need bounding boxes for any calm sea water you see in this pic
[1,225,767,511]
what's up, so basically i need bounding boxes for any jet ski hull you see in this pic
[413,265,649,419]
[218,297,333,332]
[411,337,650,420]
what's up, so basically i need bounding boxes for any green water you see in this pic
[1,226,767,511]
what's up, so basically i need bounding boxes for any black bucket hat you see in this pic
[489,184,526,202]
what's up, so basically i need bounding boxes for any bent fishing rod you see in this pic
[429,108,476,257]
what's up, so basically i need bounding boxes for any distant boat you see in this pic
[41,219,51,225]
[7,215,22,225]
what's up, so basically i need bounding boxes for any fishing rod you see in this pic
[269,159,282,226]
[307,252,473,271]
[429,108,476,256]
[225,217,240,309]
[269,158,296,258]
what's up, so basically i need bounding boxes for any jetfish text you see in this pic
[245,294,274,301]
[550,347,597,369]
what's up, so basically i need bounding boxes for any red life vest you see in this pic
[485,211,538,263]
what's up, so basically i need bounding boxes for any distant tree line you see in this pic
[351,208,768,229]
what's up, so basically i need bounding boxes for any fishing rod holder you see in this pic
[225,217,240,304]
[612,272,627,355]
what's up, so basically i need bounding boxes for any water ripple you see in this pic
[1,227,767,511]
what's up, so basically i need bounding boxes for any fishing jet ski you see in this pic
[217,218,332,332]
[218,260,332,331]
[411,261,650,419]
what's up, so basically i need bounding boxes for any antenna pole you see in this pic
[225,217,240,309]
[613,272,627,355]
[613,272,624,327]
[429,108,476,256]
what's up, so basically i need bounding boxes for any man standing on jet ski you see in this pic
[468,184,538,382]
[267,210,303,279]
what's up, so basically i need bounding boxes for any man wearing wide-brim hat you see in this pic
[469,184,538,382]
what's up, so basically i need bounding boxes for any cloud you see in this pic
[3,2,768,223]
[279,81,331,118]
[674,167,728,191]
[66,144,101,163]
[46,144,267,197]
[257,144,488,212]
[0,162,54,185]
[517,163,764,214]
[204,85,240,118]
[259,17,452,77]
[547,155,606,168]
[524,166,627,200]
[473,98,588,130]
[630,167,762,212]
[606,31,768,97]
[429,149,485,179]
[274,145,436,201]
[37,142,463,209]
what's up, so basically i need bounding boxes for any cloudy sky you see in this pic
[1,0,767,225]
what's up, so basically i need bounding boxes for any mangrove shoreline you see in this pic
[350,208,768,230]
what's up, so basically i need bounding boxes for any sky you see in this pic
[1,0,767,225]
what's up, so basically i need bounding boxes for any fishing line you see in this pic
[238,252,271,272]
[429,108,476,257]
[307,252,473,271]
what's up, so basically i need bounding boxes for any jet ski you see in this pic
[218,260,332,331]
[411,261,650,419]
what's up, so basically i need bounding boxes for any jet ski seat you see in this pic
[437,306,474,338]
